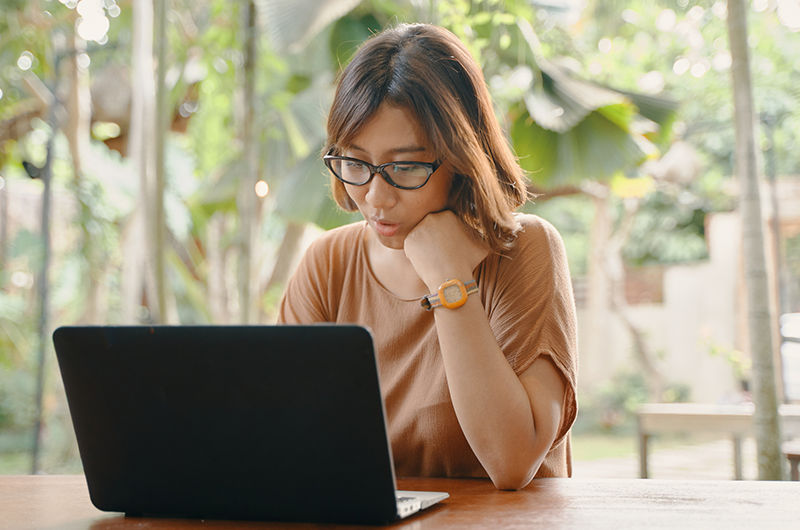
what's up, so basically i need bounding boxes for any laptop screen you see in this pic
[54,325,402,523]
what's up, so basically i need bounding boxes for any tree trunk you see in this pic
[583,189,613,386]
[607,199,665,401]
[727,0,783,480]
[31,125,54,475]
[120,209,145,323]
[237,0,259,323]
[0,176,7,268]
[64,28,101,324]
[584,185,667,400]
[207,213,230,323]
[31,39,63,474]
[126,0,158,323]
[153,0,168,323]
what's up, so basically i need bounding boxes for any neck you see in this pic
[365,228,429,299]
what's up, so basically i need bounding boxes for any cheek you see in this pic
[431,173,455,208]
[343,183,366,205]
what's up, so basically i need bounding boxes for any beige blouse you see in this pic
[278,213,578,481]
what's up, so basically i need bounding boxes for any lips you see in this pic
[371,217,400,237]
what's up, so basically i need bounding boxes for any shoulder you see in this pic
[292,221,365,278]
[305,221,366,257]
[510,213,566,256]
[487,213,571,287]
[514,213,558,236]
[280,221,366,323]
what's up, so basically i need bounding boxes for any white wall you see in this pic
[577,213,744,403]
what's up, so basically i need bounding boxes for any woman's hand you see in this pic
[403,210,489,290]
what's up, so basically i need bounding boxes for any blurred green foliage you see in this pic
[0,0,798,473]
[574,370,691,434]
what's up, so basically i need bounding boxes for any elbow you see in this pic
[487,460,540,491]
[490,473,533,491]
[492,478,530,491]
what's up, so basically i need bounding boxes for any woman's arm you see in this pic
[405,210,568,490]
[433,299,565,489]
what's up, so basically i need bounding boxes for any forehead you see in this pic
[346,103,431,157]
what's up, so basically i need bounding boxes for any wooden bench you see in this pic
[783,441,800,481]
[637,403,800,479]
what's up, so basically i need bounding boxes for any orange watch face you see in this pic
[439,279,468,309]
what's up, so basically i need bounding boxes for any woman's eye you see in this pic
[393,164,420,173]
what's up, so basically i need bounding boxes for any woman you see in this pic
[278,23,577,490]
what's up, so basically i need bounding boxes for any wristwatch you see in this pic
[420,279,478,311]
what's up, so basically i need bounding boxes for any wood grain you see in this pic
[2,475,798,529]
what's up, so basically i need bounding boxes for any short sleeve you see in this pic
[277,237,331,324]
[478,215,578,445]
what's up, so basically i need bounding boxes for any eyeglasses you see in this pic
[323,153,440,190]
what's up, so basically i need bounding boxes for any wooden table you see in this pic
[637,403,800,479]
[2,475,799,529]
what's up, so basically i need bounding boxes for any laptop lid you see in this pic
[53,324,405,524]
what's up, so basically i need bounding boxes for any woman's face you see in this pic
[342,103,453,250]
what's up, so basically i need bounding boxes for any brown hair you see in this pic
[325,23,528,253]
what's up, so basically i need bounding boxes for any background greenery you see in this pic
[1,0,798,473]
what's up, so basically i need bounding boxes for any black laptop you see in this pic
[53,325,448,524]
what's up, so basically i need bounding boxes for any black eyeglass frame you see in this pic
[323,153,441,190]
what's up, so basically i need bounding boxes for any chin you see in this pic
[373,231,406,250]
[379,237,406,251]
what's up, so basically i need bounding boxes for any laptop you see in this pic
[53,324,448,524]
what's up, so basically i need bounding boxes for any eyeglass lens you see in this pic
[330,158,432,189]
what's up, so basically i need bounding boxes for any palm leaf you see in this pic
[510,19,676,187]
[527,57,629,133]
[512,103,650,186]
[254,0,362,52]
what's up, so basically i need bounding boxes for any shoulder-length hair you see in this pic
[325,23,529,253]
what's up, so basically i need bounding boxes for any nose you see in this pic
[364,170,398,210]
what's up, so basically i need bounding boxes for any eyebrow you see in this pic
[349,144,428,156]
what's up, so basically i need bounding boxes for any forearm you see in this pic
[433,297,545,489]
[405,211,566,488]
